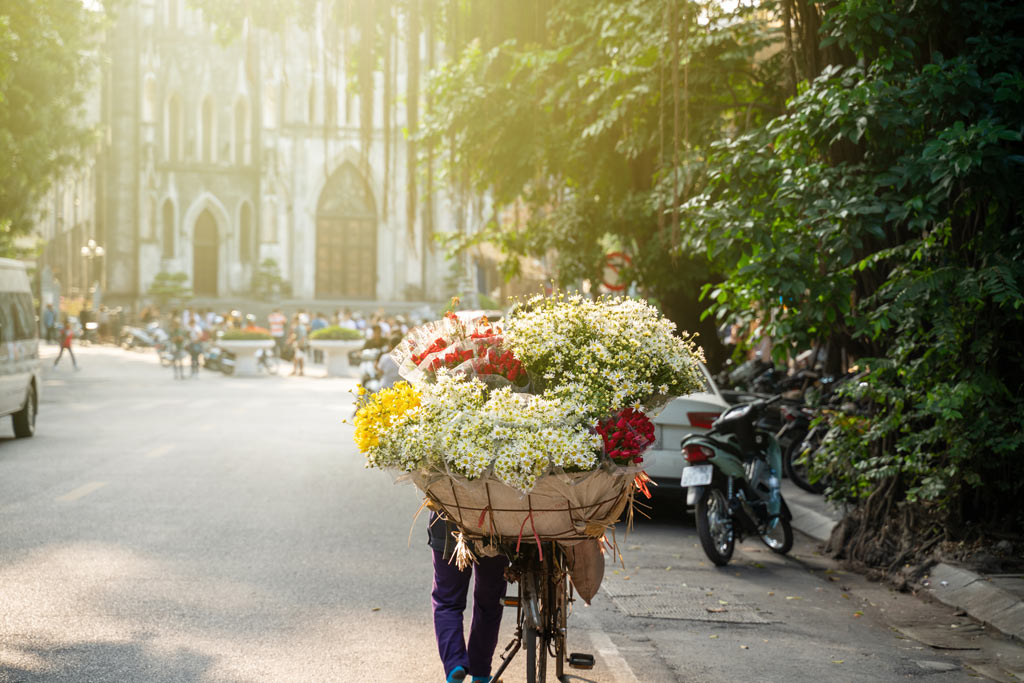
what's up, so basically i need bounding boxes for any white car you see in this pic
[643,363,729,492]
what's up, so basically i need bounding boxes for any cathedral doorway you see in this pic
[315,163,377,299]
[193,210,219,296]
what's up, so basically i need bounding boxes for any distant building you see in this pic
[39,0,470,310]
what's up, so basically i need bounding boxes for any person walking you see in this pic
[428,513,507,683]
[52,319,78,370]
[43,304,57,344]
[169,318,187,379]
[288,313,307,376]
[187,319,204,377]
[310,311,328,363]
[268,308,287,355]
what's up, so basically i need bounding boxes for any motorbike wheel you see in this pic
[787,440,826,494]
[696,487,735,566]
[760,515,793,555]
[781,427,808,483]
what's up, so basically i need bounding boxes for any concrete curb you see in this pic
[785,492,1024,643]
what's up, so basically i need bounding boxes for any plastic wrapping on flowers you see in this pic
[352,293,705,495]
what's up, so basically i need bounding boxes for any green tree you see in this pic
[421,0,800,366]
[148,271,192,309]
[251,258,283,301]
[0,0,101,252]
[685,0,1024,565]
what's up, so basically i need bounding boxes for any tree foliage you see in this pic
[686,0,1024,561]
[424,0,1024,562]
[0,0,100,251]
[422,0,805,365]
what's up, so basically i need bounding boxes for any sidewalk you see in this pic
[783,480,1024,643]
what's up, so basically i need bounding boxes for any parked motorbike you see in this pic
[778,402,817,490]
[201,344,226,373]
[783,371,866,493]
[680,396,794,566]
[119,321,168,349]
[216,347,236,375]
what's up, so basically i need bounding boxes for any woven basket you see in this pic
[410,469,635,545]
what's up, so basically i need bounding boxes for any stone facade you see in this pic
[47,0,462,309]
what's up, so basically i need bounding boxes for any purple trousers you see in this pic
[432,549,508,678]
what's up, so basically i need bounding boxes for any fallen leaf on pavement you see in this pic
[706,607,728,613]
[709,634,719,639]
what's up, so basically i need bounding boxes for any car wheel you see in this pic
[12,383,36,438]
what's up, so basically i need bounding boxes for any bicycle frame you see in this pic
[491,542,573,683]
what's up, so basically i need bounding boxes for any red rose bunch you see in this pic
[407,320,526,385]
[410,336,450,367]
[473,343,526,384]
[596,407,655,464]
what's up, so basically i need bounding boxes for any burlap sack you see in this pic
[562,538,605,604]
[409,469,633,544]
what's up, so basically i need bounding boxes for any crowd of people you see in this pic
[134,305,414,379]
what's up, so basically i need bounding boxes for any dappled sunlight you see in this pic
[0,539,439,680]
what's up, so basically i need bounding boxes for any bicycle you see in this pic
[490,541,595,683]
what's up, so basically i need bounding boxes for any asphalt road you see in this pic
[1,344,1018,682]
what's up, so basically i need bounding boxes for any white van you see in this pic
[0,259,40,437]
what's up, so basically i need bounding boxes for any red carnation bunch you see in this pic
[596,407,655,465]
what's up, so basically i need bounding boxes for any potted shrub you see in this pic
[218,328,274,376]
[309,326,365,377]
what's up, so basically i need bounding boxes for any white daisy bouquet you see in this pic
[353,292,705,495]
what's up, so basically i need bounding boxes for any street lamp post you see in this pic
[80,239,105,309]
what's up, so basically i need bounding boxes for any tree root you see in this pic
[825,475,945,582]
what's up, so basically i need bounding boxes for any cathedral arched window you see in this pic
[167,0,179,29]
[262,85,277,129]
[262,198,278,243]
[142,74,156,122]
[166,93,182,162]
[161,200,175,258]
[239,202,253,264]
[326,84,337,128]
[201,96,215,163]
[234,97,250,165]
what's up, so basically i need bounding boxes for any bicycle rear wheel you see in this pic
[525,623,540,682]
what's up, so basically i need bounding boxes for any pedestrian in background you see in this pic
[268,308,287,355]
[310,311,328,363]
[43,304,57,344]
[289,313,307,376]
[52,319,78,370]
[187,319,203,378]
[169,318,187,380]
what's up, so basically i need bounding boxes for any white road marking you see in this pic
[573,608,641,683]
[143,444,174,459]
[56,481,107,503]
[588,629,642,683]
